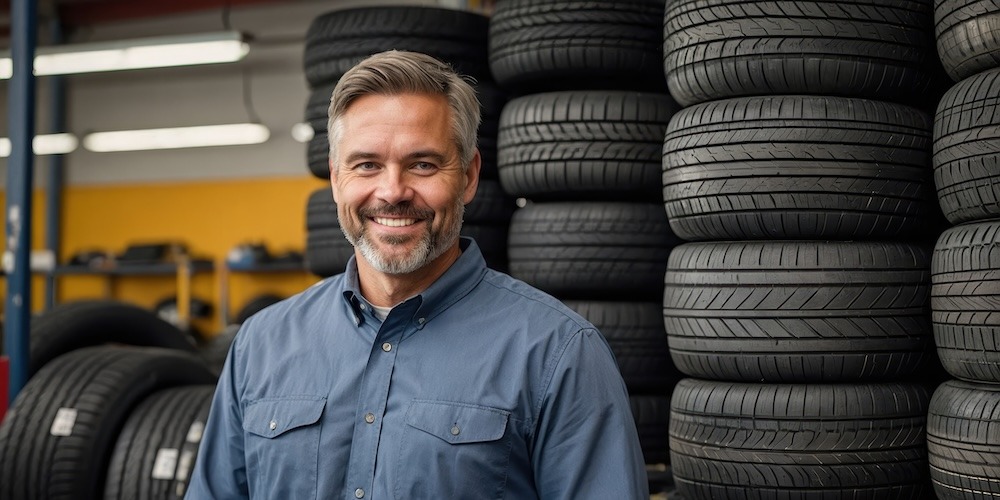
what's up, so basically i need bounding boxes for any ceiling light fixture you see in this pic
[0,31,249,79]
[82,123,270,152]
[0,133,79,157]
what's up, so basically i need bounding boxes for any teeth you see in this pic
[375,217,417,227]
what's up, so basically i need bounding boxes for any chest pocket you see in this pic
[395,400,513,500]
[244,396,326,498]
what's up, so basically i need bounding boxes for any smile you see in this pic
[374,217,418,227]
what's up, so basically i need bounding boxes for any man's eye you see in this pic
[413,162,436,171]
[356,162,378,171]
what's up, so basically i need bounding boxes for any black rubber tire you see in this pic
[305,187,337,231]
[562,300,680,393]
[304,6,490,87]
[306,227,353,278]
[306,84,335,132]
[931,220,1000,383]
[630,394,672,466]
[935,0,1000,81]
[29,300,197,376]
[232,294,283,325]
[461,223,509,273]
[465,179,517,224]
[664,241,932,382]
[669,379,931,499]
[933,67,1000,225]
[488,0,666,93]
[0,346,216,500]
[663,0,937,107]
[508,201,681,299]
[662,95,934,241]
[927,380,1000,500]
[104,385,215,500]
[307,131,330,179]
[498,90,677,201]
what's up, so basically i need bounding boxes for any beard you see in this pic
[339,198,464,275]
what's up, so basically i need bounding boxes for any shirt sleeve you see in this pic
[185,329,250,499]
[531,328,649,500]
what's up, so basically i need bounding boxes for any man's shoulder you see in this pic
[476,269,592,331]
[238,274,346,334]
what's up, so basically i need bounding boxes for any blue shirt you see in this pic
[185,238,647,499]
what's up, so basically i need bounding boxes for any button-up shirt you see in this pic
[185,238,647,499]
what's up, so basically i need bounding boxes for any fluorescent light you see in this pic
[0,31,248,79]
[0,133,79,157]
[83,123,270,152]
[291,122,315,143]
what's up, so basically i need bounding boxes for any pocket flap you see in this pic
[244,396,326,438]
[405,400,509,444]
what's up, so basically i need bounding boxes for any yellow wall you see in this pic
[0,176,330,336]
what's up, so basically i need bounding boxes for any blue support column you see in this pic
[5,0,37,403]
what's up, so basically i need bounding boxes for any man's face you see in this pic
[330,93,479,275]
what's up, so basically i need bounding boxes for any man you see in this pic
[186,50,647,499]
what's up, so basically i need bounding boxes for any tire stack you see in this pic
[928,2,1000,498]
[488,0,684,486]
[301,6,514,277]
[661,1,945,497]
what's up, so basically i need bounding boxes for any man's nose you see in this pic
[376,168,414,205]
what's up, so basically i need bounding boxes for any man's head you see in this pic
[328,50,481,171]
[327,51,482,278]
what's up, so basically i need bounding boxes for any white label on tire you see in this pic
[186,420,205,443]
[50,408,77,436]
[152,448,179,480]
[175,449,197,482]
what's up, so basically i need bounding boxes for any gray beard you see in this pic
[341,200,464,275]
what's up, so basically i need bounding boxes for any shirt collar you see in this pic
[340,237,488,327]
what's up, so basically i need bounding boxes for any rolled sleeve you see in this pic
[531,328,648,500]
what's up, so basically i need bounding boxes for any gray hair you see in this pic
[327,50,481,170]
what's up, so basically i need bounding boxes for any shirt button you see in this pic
[269,420,277,430]
[417,317,426,325]
[451,425,461,436]
[381,342,392,352]
[355,488,365,498]
[359,303,366,310]
[364,412,375,424]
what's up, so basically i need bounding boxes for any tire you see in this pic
[489,0,666,92]
[199,324,240,376]
[29,300,197,376]
[630,394,672,466]
[306,84,335,132]
[933,67,1000,225]
[931,220,1000,383]
[498,91,677,201]
[104,385,216,500]
[0,346,216,500]
[465,179,517,224]
[664,241,932,382]
[663,0,937,107]
[927,380,1000,500]
[662,95,934,241]
[307,131,330,179]
[935,0,1000,81]
[304,6,490,87]
[306,187,337,231]
[508,201,681,299]
[306,227,353,278]
[563,300,680,393]
[669,379,931,499]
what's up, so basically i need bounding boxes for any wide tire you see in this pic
[927,380,1000,500]
[933,67,1000,225]
[663,0,937,107]
[664,241,932,382]
[498,91,677,201]
[0,347,215,500]
[932,220,1000,383]
[935,0,1000,81]
[630,394,672,466]
[662,96,933,241]
[669,379,930,499]
[508,201,681,299]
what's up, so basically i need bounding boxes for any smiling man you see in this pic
[185,50,647,500]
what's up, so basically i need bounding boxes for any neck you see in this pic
[356,242,462,307]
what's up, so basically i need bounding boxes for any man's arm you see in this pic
[185,333,249,499]
[531,328,648,499]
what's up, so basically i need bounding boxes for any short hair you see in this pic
[327,50,481,170]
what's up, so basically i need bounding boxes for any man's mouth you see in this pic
[374,217,418,227]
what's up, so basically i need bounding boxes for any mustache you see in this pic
[358,203,433,219]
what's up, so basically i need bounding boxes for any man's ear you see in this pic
[462,149,481,205]
[329,160,339,204]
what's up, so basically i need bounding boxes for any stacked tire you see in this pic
[661,1,945,497]
[302,6,514,276]
[489,0,684,489]
[928,2,1000,498]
